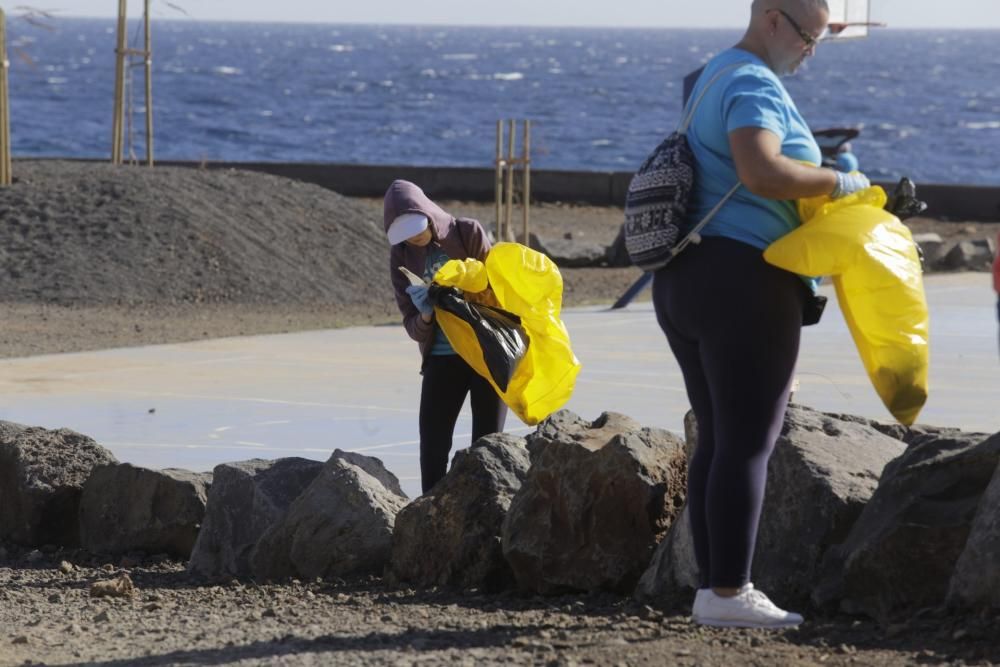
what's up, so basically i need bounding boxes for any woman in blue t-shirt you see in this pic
[651,0,870,629]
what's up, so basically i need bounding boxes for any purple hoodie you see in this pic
[384,179,492,362]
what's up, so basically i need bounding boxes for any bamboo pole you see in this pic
[0,8,10,185]
[495,120,504,241]
[143,0,153,166]
[522,120,531,244]
[504,119,515,242]
[111,0,127,164]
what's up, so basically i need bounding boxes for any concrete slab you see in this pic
[1,272,997,499]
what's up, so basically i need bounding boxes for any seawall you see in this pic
[19,158,1000,222]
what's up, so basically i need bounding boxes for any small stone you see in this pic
[25,550,44,563]
[247,611,263,621]
[952,629,969,641]
[90,574,136,599]
[12,635,29,645]
[143,603,162,612]
[47,593,62,603]
[262,608,277,618]
[58,561,74,574]
[101,564,115,573]
[94,610,111,623]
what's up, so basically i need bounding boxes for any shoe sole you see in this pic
[692,616,802,629]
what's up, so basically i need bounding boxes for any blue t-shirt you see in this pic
[424,245,456,356]
[685,49,821,272]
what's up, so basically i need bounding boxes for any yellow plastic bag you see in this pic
[432,243,581,425]
[763,187,929,425]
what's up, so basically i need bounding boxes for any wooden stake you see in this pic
[495,120,504,241]
[505,119,515,242]
[111,0,127,164]
[0,8,10,185]
[143,0,153,166]
[522,120,531,244]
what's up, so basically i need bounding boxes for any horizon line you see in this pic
[13,14,1000,31]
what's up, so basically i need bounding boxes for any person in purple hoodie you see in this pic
[384,179,507,494]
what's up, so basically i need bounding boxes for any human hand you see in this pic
[405,284,434,317]
[831,170,871,199]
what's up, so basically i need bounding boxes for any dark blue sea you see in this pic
[6,19,1000,185]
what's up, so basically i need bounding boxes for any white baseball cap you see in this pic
[387,213,429,245]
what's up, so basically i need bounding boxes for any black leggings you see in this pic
[419,354,508,494]
[652,236,805,589]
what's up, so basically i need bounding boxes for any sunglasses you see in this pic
[773,8,825,50]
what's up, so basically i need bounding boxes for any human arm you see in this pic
[722,71,868,201]
[390,249,436,340]
[729,127,842,200]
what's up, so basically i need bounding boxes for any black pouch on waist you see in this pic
[803,294,827,327]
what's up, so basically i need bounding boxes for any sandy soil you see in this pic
[2,162,999,666]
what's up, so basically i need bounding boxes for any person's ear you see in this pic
[766,9,779,36]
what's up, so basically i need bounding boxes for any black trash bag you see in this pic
[885,177,928,221]
[427,284,529,393]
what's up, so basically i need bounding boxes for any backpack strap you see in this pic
[678,61,749,134]
[671,182,742,258]
[671,60,752,258]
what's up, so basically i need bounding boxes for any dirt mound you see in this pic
[0,161,393,307]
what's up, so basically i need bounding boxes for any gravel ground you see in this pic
[2,546,999,667]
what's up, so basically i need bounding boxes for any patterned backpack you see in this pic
[623,62,746,272]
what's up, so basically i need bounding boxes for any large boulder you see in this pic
[187,458,323,579]
[814,430,999,616]
[828,411,990,449]
[938,238,996,271]
[251,451,408,580]
[386,433,530,591]
[525,233,608,268]
[501,410,687,594]
[634,505,698,602]
[0,421,117,547]
[327,449,406,498]
[79,463,212,558]
[636,405,905,606]
[949,458,1000,608]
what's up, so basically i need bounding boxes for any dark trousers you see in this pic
[652,236,805,589]
[419,354,508,494]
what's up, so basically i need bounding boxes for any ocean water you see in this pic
[5,19,999,185]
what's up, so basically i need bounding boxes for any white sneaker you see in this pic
[691,583,803,629]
